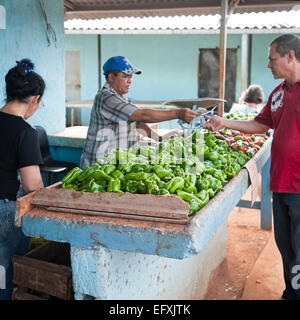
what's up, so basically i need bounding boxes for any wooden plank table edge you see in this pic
[15,182,62,227]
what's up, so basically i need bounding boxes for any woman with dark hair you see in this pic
[0,59,45,300]
[230,84,265,114]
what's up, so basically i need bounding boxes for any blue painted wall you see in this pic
[0,0,65,134]
[101,34,243,102]
[65,32,300,106]
[65,33,242,102]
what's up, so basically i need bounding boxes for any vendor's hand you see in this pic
[177,108,198,123]
[202,115,226,131]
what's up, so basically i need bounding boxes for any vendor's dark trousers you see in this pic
[273,192,300,300]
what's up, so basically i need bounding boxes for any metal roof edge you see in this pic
[65,27,300,35]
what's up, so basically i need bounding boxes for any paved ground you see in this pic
[204,188,285,300]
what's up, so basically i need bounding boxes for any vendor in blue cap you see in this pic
[80,56,197,167]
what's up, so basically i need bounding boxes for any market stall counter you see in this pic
[14,135,272,300]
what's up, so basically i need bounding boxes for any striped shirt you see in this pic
[80,83,139,168]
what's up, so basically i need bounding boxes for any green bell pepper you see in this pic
[147,173,161,184]
[176,190,203,215]
[165,177,185,194]
[111,170,124,181]
[196,177,210,191]
[146,180,160,195]
[210,160,223,169]
[131,163,151,173]
[124,180,139,193]
[205,174,218,190]
[184,174,197,194]
[204,151,220,163]
[103,164,116,175]
[193,161,206,174]
[124,172,150,181]
[93,169,113,182]
[207,188,216,199]
[107,178,122,193]
[118,161,133,173]
[61,167,82,184]
[158,189,170,196]
[173,166,185,177]
[204,167,226,184]
[185,174,197,186]
[205,133,217,148]
[153,165,173,179]
[232,161,241,173]
[77,166,97,182]
[91,162,101,170]
[89,180,104,193]
[182,159,194,173]
[184,183,198,194]
[225,165,236,178]
[157,181,166,189]
[78,178,94,191]
[213,171,227,184]
[197,189,209,202]
[62,182,78,191]
[137,180,147,194]
[161,173,175,183]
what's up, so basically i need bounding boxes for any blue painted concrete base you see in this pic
[70,221,227,300]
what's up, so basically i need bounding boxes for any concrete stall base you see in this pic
[71,220,227,300]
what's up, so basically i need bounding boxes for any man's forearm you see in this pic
[203,115,270,134]
[223,119,269,134]
[130,109,179,123]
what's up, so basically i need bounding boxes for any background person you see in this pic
[0,59,45,300]
[230,84,265,114]
[80,56,197,168]
[203,34,300,300]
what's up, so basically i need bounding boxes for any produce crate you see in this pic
[12,241,73,300]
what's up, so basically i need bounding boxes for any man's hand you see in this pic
[202,115,270,134]
[177,108,198,123]
[202,115,225,131]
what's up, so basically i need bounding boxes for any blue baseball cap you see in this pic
[103,56,142,75]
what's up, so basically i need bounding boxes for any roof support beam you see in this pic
[241,33,249,93]
[64,1,220,12]
[218,0,228,117]
[65,28,300,35]
[64,0,75,10]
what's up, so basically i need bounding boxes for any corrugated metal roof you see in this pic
[64,10,300,33]
[64,0,300,20]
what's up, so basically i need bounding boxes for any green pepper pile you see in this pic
[61,131,260,216]
[224,111,257,121]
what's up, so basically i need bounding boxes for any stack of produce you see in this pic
[60,130,266,216]
[214,129,265,158]
[224,111,257,121]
